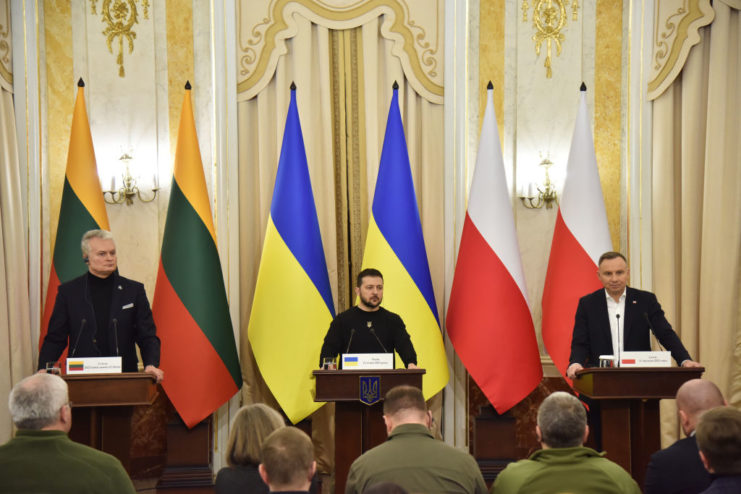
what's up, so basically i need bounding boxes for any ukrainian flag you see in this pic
[248,84,335,424]
[360,85,449,398]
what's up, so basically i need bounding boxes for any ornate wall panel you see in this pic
[647,0,714,100]
[0,0,11,90]
[236,0,444,103]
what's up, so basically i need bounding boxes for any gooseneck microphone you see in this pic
[369,327,388,353]
[70,319,87,358]
[345,328,356,354]
[643,312,667,351]
[112,318,120,356]
[615,313,621,367]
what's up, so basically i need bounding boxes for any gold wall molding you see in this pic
[523,0,579,78]
[88,0,151,77]
[236,0,443,103]
[647,0,714,100]
[0,0,11,88]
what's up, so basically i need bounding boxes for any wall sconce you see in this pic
[103,153,159,205]
[519,158,558,209]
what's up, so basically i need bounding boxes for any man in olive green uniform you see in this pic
[0,373,135,494]
[345,385,487,494]
[491,391,640,494]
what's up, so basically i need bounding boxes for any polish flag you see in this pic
[446,84,542,413]
[542,84,612,380]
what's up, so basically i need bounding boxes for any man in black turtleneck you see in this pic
[319,268,417,369]
[38,229,164,382]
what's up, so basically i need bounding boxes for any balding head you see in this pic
[676,379,725,434]
[8,373,71,432]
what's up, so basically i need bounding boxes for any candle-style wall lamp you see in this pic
[102,153,159,205]
[519,158,558,209]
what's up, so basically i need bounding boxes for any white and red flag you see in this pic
[446,84,542,413]
[542,84,612,380]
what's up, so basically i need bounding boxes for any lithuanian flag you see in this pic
[40,79,110,354]
[152,82,241,428]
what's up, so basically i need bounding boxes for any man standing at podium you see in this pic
[319,268,418,369]
[566,251,701,380]
[38,229,164,382]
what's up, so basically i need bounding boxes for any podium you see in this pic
[573,367,703,486]
[314,368,424,494]
[64,373,158,474]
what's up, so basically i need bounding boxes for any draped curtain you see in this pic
[236,2,444,472]
[0,3,33,442]
[650,1,741,444]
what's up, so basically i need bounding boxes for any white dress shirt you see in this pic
[605,289,626,363]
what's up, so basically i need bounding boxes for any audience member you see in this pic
[363,481,409,494]
[0,373,135,494]
[695,406,741,494]
[345,385,487,494]
[259,426,316,493]
[644,379,726,494]
[491,391,640,494]
[215,403,286,494]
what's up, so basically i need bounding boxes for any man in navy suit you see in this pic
[644,379,725,494]
[566,251,701,379]
[38,229,164,382]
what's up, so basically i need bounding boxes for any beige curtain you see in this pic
[652,1,741,445]
[0,85,34,439]
[237,11,445,475]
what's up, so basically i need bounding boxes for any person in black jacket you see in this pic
[644,379,726,494]
[566,251,701,379]
[319,268,418,369]
[38,229,163,382]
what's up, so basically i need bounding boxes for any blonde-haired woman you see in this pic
[215,403,285,494]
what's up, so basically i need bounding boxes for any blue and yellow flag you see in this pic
[360,86,449,398]
[248,84,335,423]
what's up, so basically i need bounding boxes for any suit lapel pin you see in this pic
[118,285,123,290]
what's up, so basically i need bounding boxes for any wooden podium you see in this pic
[314,368,424,494]
[572,367,703,486]
[64,373,158,474]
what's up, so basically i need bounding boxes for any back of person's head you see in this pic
[537,391,587,448]
[226,403,285,467]
[383,385,426,417]
[676,379,725,418]
[363,481,409,494]
[8,373,69,430]
[695,406,741,475]
[260,426,315,490]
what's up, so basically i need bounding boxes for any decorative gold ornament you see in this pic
[88,0,150,78]
[519,158,558,209]
[523,0,578,78]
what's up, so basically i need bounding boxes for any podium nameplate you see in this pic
[67,356,122,374]
[342,353,393,369]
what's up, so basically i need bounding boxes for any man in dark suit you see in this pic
[566,251,701,379]
[38,229,164,382]
[644,379,726,494]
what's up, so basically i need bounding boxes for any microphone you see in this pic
[615,313,621,367]
[112,318,120,356]
[345,328,356,354]
[70,319,87,358]
[369,327,388,353]
[643,312,667,351]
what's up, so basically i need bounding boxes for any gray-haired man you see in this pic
[0,373,135,493]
